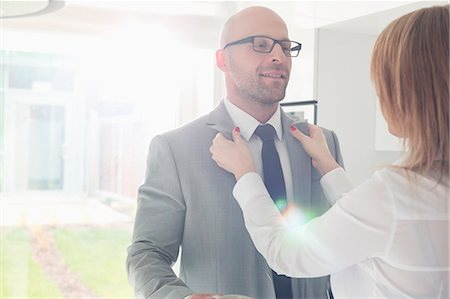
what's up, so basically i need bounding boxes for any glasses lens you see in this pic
[280,41,294,56]
[252,37,274,53]
[251,37,301,57]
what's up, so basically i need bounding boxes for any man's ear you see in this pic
[216,49,227,72]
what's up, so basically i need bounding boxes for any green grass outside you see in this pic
[0,228,63,298]
[53,227,134,298]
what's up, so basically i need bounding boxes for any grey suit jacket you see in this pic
[126,100,344,299]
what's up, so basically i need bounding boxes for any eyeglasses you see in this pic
[223,35,302,57]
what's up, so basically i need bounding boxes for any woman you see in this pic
[210,5,449,299]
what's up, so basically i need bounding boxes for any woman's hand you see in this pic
[210,127,256,181]
[290,123,340,176]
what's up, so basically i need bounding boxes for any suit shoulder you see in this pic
[318,125,344,165]
[317,126,339,142]
[317,125,334,136]
[161,114,210,140]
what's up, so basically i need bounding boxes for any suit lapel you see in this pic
[207,102,312,208]
[206,100,235,139]
[281,112,312,209]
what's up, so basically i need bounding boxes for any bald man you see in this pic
[126,6,343,299]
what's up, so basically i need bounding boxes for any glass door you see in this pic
[27,104,65,190]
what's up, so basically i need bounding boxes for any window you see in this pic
[1,18,215,298]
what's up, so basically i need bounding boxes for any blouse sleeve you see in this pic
[320,167,354,204]
[233,171,396,278]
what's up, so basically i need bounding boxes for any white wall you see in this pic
[284,27,316,102]
[316,29,403,185]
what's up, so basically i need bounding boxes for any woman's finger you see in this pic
[212,132,225,143]
[212,132,233,148]
[290,124,309,143]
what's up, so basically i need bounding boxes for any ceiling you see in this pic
[1,1,444,50]
[322,0,447,35]
[1,1,431,33]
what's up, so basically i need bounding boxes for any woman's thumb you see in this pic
[232,127,242,142]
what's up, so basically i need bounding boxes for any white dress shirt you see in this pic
[233,166,449,299]
[224,98,294,203]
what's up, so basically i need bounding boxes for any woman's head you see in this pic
[371,5,449,178]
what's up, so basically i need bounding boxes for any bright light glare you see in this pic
[282,205,311,227]
[1,10,216,204]
[73,21,187,128]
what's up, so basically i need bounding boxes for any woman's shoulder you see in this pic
[372,167,449,219]
[374,166,448,191]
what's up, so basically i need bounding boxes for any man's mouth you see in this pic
[260,72,287,79]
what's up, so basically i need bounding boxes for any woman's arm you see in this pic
[233,171,395,278]
[210,126,395,277]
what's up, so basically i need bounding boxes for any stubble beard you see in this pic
[233,70,289,106]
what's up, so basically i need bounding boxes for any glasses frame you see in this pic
[223,35,302,57]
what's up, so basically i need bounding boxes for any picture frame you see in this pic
[280,100,318,124]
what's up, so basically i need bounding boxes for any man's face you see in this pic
[224,16,292,105]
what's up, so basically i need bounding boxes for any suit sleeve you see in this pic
[126,135,193,299]
[330,130,344,169]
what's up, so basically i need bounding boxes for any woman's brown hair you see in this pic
[371,5,449,180]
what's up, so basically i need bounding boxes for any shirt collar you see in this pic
[224,97,283,142]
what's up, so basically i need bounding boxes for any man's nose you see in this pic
[269,43,287,63]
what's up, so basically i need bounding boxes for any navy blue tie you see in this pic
[254,124,292,299]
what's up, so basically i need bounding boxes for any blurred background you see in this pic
[0,1,445,298]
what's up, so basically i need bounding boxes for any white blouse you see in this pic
[233,167,449,299]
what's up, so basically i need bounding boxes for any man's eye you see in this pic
[255,43,268,49]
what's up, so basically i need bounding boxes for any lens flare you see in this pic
[274,198,288,212]
[281,205,316,228]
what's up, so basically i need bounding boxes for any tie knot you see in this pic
[254,124,277,141]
